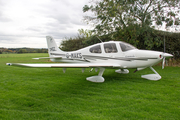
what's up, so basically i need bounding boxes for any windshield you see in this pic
[120,42,137,52]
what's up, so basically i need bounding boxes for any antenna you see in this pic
[164,33,165,53]
[96,36,103,43]
[162,31,166,69]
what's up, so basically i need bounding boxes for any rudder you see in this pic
[46,36,63,57]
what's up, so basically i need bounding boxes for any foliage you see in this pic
[60,29,113,51]
[60,35,87,51]
[83,0,180,49]
[18,49,28,53]
[0,54,180,119]
[0,48,48,54]
[112,25,163,49]
[60,29,98,51]
[85,34,113,45]
[155,30,180,58]
[17,48,48,53]
[78,29,93,38]
[83,0,180,32]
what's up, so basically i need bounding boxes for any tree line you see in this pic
[0,48,48,54]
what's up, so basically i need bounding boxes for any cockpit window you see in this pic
[89,45,102,53]
[104,43,117,53]
[120,42,136,52]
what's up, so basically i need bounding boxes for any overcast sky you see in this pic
[0,0,92,48]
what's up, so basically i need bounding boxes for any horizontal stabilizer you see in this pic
[32,57,62,60]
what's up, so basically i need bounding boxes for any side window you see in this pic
[89,45,102,53]
[104,43,118,53]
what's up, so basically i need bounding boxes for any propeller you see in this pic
[161,32,173,69]
[162,33,166,69]
[162,57,165,69]
[161,53,173,69]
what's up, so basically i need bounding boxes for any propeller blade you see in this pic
[161,52,173,69]
[162,57,165,69]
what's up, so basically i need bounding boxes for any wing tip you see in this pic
[6,63,25,67]
[6,63,12,66]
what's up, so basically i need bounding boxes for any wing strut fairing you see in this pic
[86,68,105,82]
[141,67,161,80]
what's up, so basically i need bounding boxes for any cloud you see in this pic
[0,12,12,22]
[0,0,90,48]
[0,1,12,22]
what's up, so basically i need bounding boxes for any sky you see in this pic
[0,0,92,48]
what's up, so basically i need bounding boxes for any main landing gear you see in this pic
[86,66,161,83]
[86,68,105,83]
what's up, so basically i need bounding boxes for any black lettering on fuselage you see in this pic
[66,53,82,59]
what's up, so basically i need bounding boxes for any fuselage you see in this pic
[49,41,171,69]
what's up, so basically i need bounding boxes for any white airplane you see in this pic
[7,36,173,83]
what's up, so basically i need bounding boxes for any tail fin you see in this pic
[46,36,64,57]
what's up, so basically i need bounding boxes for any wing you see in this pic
[6,63,121,68]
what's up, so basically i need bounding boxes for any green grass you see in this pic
[0,53,180,120]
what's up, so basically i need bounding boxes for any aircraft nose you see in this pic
[161,53,173,58]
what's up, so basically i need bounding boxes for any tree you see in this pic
[18,49,27,53]
[60,35,86,51]
[78,29,93,38]
[60,29,95,51]
[83,0,180,49]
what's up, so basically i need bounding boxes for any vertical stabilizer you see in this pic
[46,36,63,57]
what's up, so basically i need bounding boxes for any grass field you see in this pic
[0,53,180,120]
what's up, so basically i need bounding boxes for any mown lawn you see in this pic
[0,53,180,120]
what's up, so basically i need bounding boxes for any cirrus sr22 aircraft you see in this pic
[7,36,173,83]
